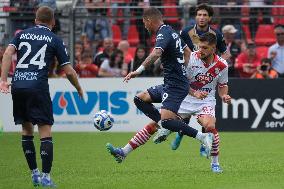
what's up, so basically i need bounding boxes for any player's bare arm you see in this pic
[218,85,231,104]
[62,64,84,98]
[124,48,162,82]
[0,45,16,93]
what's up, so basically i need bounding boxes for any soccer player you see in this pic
[106,7,214,163]
[181,3,230,60]
[0,6,83,187]
[153,3,230,146]
[170,33,231,173]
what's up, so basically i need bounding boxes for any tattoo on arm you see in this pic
[142,48,162,67]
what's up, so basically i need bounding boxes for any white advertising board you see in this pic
[0,78,201,132]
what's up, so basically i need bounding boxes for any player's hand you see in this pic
[0,81,11,94]
[193,91,208,100]
[123,71,139,83]
[222,94,231,104]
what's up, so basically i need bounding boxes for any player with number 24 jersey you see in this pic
[10,24,69,91]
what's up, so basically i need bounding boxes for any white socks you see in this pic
[211,156,219,165]
[122,143,133,156]
[195,132,204,141]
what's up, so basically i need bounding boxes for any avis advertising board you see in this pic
[0,78,283,132]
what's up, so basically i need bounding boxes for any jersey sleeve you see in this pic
[155,29,170,51]
[218,66,228,87]
[9,33,21,50]
[181,37,187,50]
[54,37,70,66]
[216,31,227,54]
[180,27,194,51]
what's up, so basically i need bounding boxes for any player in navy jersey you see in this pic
[0,6,83,187]
[181,4,229,59]
[153,3,231,149]
[106,7,214,163]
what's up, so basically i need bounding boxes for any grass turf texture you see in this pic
[0,132,284,189]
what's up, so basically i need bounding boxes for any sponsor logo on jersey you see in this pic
[195,72,214,84]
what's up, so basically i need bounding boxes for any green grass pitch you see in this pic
[0,132,284,189]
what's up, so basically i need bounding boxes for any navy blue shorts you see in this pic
[147,84,188,113]
[11,89,54,125]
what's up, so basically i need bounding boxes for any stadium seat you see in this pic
[254,25,276,46]
[256,46,268,59]
[240,6,250,24]
[127,25,139,46]
[163,3,179,24]
[128,47,136,58]
[112,25,122,46]
[242,25,251,41]
[272,1,284,25]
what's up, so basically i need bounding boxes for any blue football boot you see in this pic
[106,143,126,163]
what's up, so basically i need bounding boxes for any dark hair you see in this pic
[143,7,163,20]
[75,40,83,46]
[133,45,148,69]
[199,32,217,45]
[195,3,214,17]
[82,52,93,60]
[109,49,123,68]
[36,6,54,24]
[274,24,284,29]
[261,58,272,65]
[134,45,148,60]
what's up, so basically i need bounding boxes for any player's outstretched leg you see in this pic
[171,132,184,150]
[161,118,213,158]
[154,117,189,144]
[106,123,157,163]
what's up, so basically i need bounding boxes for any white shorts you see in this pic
[178,101,216,119]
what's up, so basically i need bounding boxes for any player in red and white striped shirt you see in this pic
[106,33,231,173]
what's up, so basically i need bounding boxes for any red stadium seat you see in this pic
[241,6,250,24]
[254,25,276,46]
[163,3,179,24]
[242,25,251,41]
[128,47,136,58]
[256,46,268,59]
[112,25,122,46]
[127,25,139,46]
[272,1,284,25]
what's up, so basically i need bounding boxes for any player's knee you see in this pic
[38,125,52,138]
[135,91,151,102]
[203,124,215,131]
[22,122,33,135]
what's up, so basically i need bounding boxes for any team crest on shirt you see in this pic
[195,72,214,84]
[215,68,220,75]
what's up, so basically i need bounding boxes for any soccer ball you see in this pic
[93,110,114,131]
